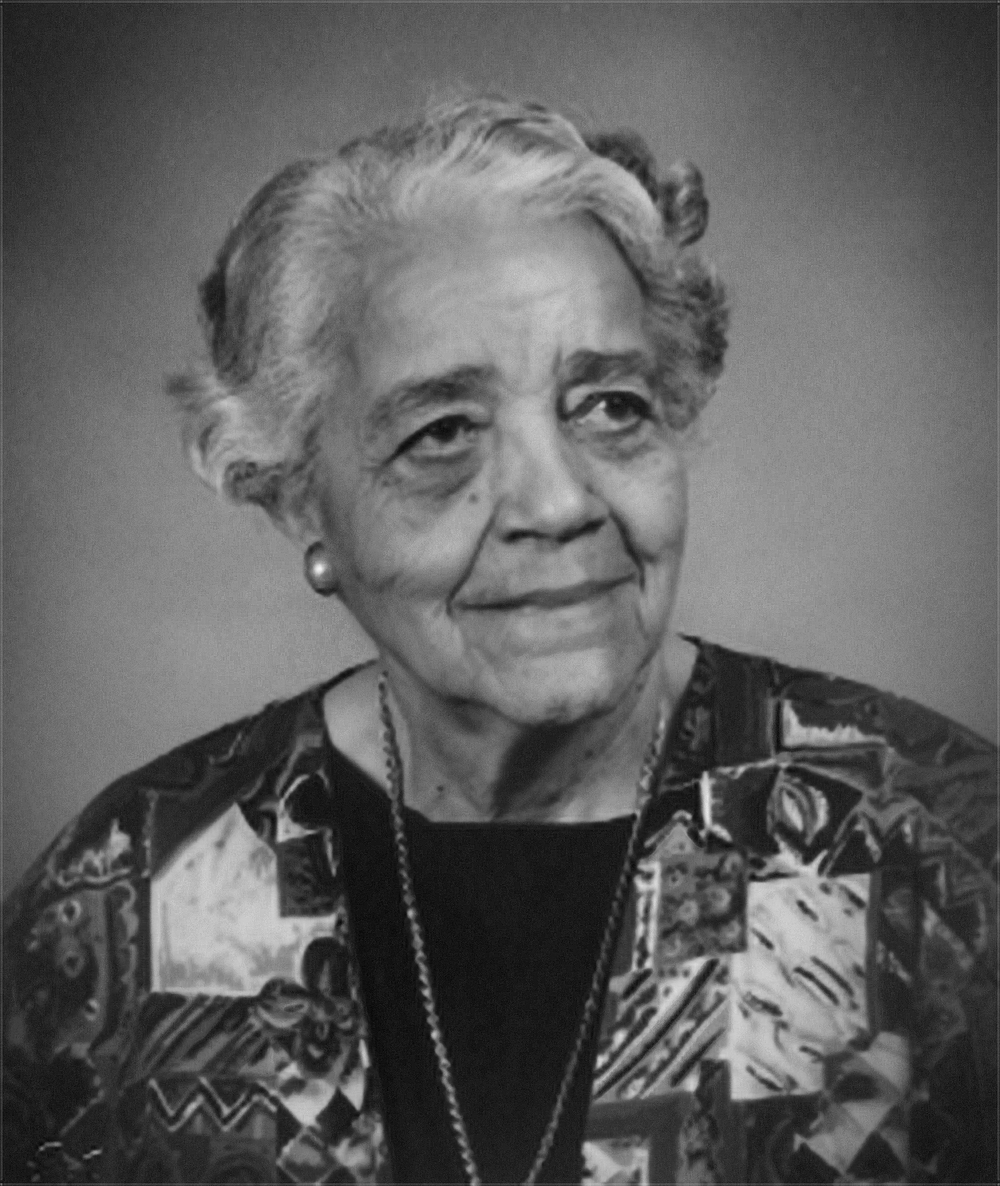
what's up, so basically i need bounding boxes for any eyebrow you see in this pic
[554,349,660,394]
[363,364,499,438]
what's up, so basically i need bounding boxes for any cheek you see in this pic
[605,453,688,561]
[322,477,490,604]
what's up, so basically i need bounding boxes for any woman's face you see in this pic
[313,208,688,725]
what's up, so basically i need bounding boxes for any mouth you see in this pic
[457,576,634,611]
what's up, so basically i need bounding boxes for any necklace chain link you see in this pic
[377,673,668,1186]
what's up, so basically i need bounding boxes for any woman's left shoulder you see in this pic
[698,636,996,761]
[773,653,994,762]
[689,640,997,1184]
[695,638,997,866]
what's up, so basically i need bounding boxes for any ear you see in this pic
[265,501,316,544]
[260,473,327,544]
[225,458,321,543]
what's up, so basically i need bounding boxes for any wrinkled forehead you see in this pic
[348,207,652,407]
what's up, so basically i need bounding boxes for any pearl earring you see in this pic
[304,541,338,597]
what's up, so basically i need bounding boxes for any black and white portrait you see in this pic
[4,5,996,1184]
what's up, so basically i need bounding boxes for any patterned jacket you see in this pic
[3,640,997,1184]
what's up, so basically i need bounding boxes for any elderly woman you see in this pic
[3,95,996,1186]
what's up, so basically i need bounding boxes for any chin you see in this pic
[477,652,642,727]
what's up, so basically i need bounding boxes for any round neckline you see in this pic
[333,759,640,831]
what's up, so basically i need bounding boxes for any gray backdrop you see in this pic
[4,2,996,893]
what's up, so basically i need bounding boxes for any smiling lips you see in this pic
[457,575,634,611]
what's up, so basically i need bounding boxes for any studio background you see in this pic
[4,2,996,894]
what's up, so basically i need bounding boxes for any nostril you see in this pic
[555,516,604,544]
[503,513,605,546]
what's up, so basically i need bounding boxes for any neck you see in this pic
[379,636,696,823]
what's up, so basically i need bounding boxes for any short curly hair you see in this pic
[167,94,729,526]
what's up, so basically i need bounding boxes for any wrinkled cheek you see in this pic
[627,474,687,636]
[337,556,429,638]
[645,462,688,547]
[333,520,478,646]
[351,487,490,592]
[355,530,468,598]
[616,470,687,569]
[637,566,682,639]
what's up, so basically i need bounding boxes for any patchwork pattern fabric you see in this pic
[585,646,996,1185]
[3,695,390,1185]
[725,874,871,1100]
[4,642,996,1183]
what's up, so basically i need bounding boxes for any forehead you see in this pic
[351,210,651,402]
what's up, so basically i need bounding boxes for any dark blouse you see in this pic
[335,758,633,1183]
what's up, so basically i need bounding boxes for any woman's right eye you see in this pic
[396,414,483,460]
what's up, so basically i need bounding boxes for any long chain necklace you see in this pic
[377,673,668,1186]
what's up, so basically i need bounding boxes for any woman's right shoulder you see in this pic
[1,665,374,1184]
[2,668,373,927]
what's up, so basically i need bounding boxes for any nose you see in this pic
[491,415,606,542]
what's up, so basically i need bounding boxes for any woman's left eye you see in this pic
[569,390,655,432]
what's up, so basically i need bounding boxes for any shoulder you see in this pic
[697,635,996,765]
[690,639,997,1182]
[693,636,997,876]
[2,671,360,930]
[0,669,362,1182]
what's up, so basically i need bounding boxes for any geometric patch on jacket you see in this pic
[593,955,730,1103]
[629,817,748,974]
[124,987,384,1185]
[652,848,747,968]
[590,820,744,1105]
[740,1029,911,1184]
[703,763,862,875]
[778,698,885,749]
[582,1134,651,1185]
[724,874,870,1098]
[796,1029,911,1178]
[591,826,747,1104]
[586,1059,738,1183]
[151,804,342,995]
[132,1070,386,1185]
